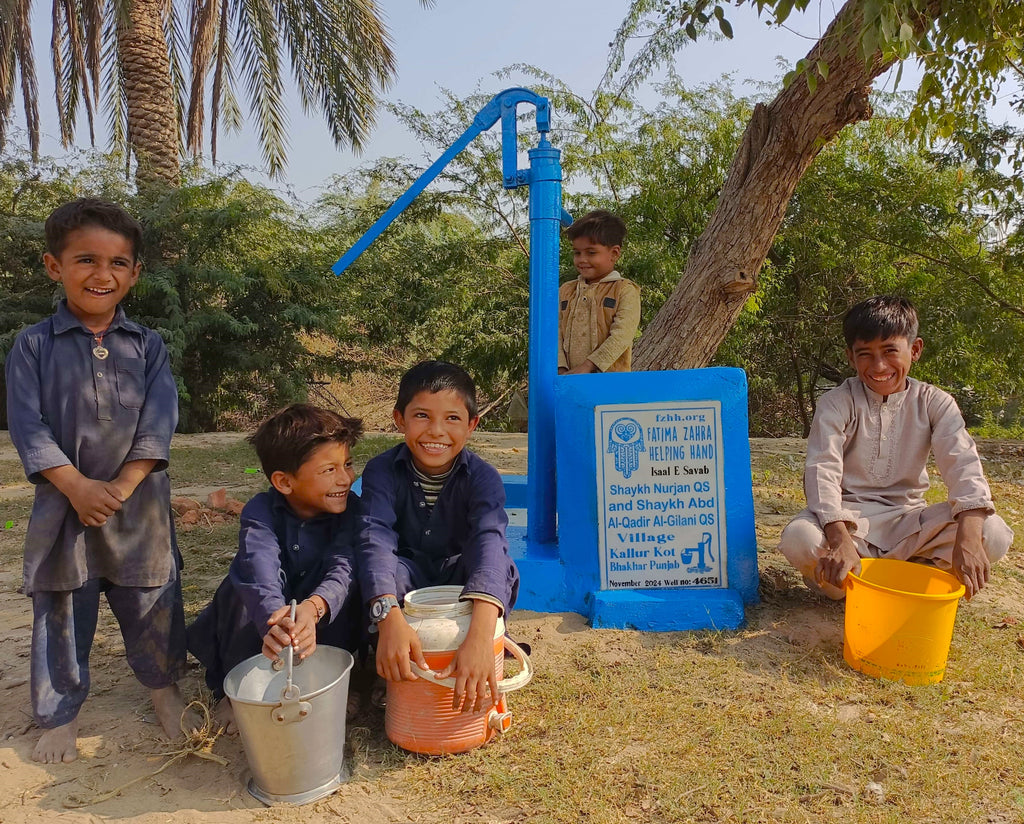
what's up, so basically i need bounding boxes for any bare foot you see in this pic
[33,719,79,763]
[214,698,237,734]
[150,684,200,739]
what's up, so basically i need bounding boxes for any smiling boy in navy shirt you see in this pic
[358,361,519,713]
[187,404,363,730]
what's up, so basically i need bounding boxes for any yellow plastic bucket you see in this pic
[843,557,965,685]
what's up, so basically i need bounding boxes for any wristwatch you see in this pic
[369,595,400,624]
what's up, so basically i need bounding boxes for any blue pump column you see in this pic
[525,135,562,544]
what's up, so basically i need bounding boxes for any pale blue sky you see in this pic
[218,0,817,197]
[16,1,1021,199]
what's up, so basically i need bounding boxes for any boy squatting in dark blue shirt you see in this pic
[5,198,193,764]
[359,361,519,714]
[187,404,363,730]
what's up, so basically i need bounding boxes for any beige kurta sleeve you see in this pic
[803,387,862,531]
[557,282,571,371]
[927,388,994,516]
[588,281,641,372]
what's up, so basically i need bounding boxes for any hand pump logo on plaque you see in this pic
[596,402,727,590]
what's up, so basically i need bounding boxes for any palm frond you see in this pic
[49,0,70,143]
[162,0,189,154]
[0,0,21,150]
[234,0,287,175]
[209,0,235,163]
[13,0,39,156]
[275,0,395,151]
[100,10,127,159]
[61,0,98,143]
[81,0,101,99]
[186,0,217,154]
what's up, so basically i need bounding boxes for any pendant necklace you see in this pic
[92,326,110,360]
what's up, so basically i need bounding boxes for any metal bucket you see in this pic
[224,642,353,805]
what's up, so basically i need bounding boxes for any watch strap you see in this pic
[370,594,400,623]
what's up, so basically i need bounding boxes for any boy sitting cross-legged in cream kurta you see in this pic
[779,295,1013,600]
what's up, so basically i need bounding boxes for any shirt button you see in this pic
[419,501,425,508]
[425,529,431,536]
[292,544,300,551]
[96,371,103,377]
[881,436,888,441]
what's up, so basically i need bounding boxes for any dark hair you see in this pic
[395,360,478,419]
[566,209,627,248]
[842,296,919,348]
[248,403,363,477]
[44,198,144,261]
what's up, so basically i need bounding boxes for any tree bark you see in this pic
[633,0,940,370]
[116,0,180,187]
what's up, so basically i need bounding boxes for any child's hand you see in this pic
[952,510,989,600]
[436,599,501,713]
[817,522,860,589]
[262,601,318,661]
[376,609,428,682]
[565,359,598,375]
[67,477,124,526]
[437,632,499,713]
[109,460,158,504]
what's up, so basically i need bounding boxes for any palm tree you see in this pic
[0,0,428,187]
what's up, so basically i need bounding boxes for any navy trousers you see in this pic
[30,569,186,729]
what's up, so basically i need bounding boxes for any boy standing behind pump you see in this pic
[558,210,641,375]
[779,296,1013,600]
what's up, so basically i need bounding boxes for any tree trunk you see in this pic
[633,0,940,370]
[117,0,180,188]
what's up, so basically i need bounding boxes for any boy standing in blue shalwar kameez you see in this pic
[6,198,192,764]
[187,404,363,731]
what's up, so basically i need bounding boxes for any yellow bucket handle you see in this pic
[409,637,533,693]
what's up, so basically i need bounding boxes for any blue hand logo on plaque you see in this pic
[607,417,645,478]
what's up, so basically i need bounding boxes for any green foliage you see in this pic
[136,176,355,430]
[615,1,1024,172]
[6,69,1024,436]
[714,108,1024,434]
[312,125,534,404]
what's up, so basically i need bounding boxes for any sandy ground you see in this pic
[0,430,552,824]
[0,432,1019,823]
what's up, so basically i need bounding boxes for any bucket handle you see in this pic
[271,601,311,724]
[410,637,533,694]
